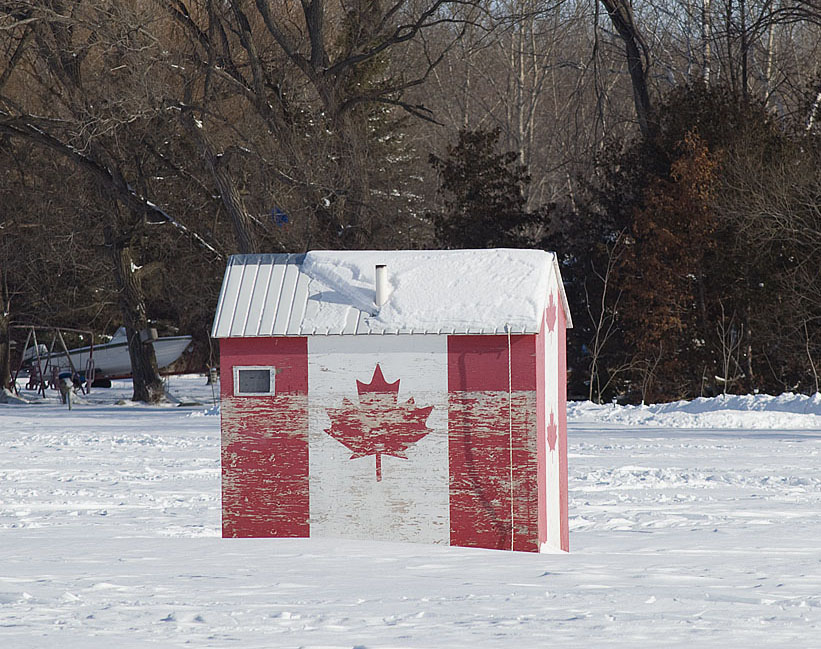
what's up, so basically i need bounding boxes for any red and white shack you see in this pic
[211,249,572,552]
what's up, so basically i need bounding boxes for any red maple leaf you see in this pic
[324,364,434,481]
[547,410,558,452]
[545,292,557,333]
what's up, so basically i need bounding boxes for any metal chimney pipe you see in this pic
[375,264,388,307]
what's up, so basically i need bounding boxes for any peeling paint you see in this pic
[219,330,567,552]
[221,394,309,538]
[449,391,538,551]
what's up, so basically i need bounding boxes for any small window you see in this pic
[233,366,276,396]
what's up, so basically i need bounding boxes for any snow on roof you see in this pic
[211,249,571,337]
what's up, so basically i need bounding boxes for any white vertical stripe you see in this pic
[307,335,449,544]
[544,271,562,551]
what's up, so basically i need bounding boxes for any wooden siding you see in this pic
[219,331,566,552]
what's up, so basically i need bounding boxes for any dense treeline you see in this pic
[1,1,819,402]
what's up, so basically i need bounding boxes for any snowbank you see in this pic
[569,392,821,429]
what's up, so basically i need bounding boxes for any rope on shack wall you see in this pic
[506,323,514,551]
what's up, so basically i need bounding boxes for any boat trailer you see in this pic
[11,325,96,399]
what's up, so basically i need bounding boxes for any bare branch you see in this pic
[0,112,224,260]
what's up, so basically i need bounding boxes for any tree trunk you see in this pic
[332,111,371,246]
[764,18,775,106]
[599,0,655,138]
[104,225,166,403]
[184,115,259,254]
[725,1,735,94]
[739,0,748,97]
[0,270,10,391]
[806,81,821,131]
[701,0,712,82]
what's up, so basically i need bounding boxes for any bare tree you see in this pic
[0,1,222,402]
[716,120,821,393]
[703,0,713,81]
[0,267,10,391]
[420,1,636,217]
[599,0,655,137]
[160,0,479,251]
[715,301,745,393]
[585,231,626,402]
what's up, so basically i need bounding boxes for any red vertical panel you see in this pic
[448,335,538,551]
[220,337,309,538]
[535,312,548,546]
[447,335,536,392]
[558,307,570,551]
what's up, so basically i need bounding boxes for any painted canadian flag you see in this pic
[220,300,568,552]
[308,336,451,544]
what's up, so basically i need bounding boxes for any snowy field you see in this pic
[1,376,820,648]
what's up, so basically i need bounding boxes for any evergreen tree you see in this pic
[429,128,537,249]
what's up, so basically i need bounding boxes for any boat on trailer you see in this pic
[22,327,193,381]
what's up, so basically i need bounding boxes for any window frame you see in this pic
[233,365,276,396]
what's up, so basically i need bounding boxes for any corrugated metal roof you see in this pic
[211,250,572,338]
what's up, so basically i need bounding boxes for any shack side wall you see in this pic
[536,310,548,547]
[535,279,570,552]
[558,297,569,551]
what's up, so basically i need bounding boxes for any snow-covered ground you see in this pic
[1,377,819,647]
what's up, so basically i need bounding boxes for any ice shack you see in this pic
[211,249,571,552]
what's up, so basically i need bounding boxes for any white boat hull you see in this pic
[32,336,193,379]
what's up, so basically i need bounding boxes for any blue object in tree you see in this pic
[271,207,289,227]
